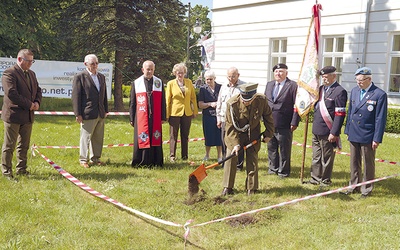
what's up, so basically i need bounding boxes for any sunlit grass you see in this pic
[1,98,400,249]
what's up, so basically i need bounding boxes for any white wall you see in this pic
[211,0,400,104]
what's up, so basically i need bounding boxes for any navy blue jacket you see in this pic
[345,83,387,143]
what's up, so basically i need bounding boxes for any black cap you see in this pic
[320,66,336,75]
[272,63,288,72]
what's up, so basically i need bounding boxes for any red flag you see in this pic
[295,3,323,117]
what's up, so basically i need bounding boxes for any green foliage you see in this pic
[385,108,400,133]
[121,84,131,99]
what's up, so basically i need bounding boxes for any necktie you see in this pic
[273,82,280,101]
[360,89,366,101]
[24,71,31,87]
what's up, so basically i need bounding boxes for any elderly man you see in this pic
[342,67,387,198]
[264,63,300,178]
[72,54,108,168]
[130,60,166,167]
[307,66,347,187]
[216,67,245,170]
[222,83,274,196]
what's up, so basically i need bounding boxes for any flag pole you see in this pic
[296,3,322,183]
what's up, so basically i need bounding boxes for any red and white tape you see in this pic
[34,138,205,149]
[31,145,185,230]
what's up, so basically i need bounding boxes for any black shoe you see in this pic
[221,188,234,196]
[182,156,188,160]
[267,170,277,175]
[16,170,30,176]
[320,180,332,187]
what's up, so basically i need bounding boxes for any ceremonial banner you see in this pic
[295,3,322,117]
[201,36,215,69]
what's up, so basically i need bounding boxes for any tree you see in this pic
[0,0,62,59]
[58,0,187,110]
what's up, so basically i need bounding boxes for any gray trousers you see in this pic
[310,134,335,183]
[80,117,105,163]
[349,141,375,195]
[267,128,292,177]
[2,121,33,176]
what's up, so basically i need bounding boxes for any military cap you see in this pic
[239,82,258,101]
[354,67,372,76]
[272,63,288,72]
[319,66,336,75]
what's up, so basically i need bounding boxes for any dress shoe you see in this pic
[80,162,90,168]
[16,170,30,176]
[90,161,105,166]
[221,188,234,196]
[237,166,243,171]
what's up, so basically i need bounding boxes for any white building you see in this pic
[211,0,400,104]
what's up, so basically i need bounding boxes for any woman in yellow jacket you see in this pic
[166,63,198,162]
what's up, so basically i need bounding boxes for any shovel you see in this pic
[188,138,261,196]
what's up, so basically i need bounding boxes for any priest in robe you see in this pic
[129,60,166,166]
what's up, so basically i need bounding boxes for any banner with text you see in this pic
[0,57,113,99]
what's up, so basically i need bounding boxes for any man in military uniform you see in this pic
[222,83,274,196]
[307,66,347,186]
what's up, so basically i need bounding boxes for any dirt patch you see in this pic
[227,214,257,227]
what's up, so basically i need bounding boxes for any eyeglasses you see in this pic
[88,62,99,65]
[356,77,370,82]
[22,58,35,63]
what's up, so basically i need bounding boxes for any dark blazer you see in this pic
[345,83,387,143]
[72,69,108,120]
[1,64,42,124]
[264,77,300,129]
[312,82,348,136]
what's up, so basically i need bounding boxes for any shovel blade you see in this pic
[189,163,208,183]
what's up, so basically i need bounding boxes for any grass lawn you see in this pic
[1,98,400,249]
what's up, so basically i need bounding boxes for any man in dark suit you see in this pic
[264,63,300,178]
[1,49,42,180]
[342,67,387,198]
[307,66,347,186]
[72,54,108,168]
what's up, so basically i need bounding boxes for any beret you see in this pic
[354,67,372,75]
[239,83,258,101]
[320,66,336,75]
[272,63,288,72]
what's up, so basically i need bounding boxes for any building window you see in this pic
[270,38,287,76]
[389,34,400,93]
[322,36,344,82]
